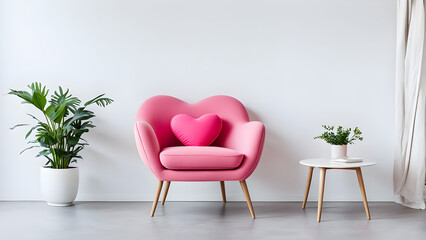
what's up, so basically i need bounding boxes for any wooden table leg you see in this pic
[356,168,371,220]
[302,167,314,209]
[317,167,326,222]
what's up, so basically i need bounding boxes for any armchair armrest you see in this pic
[134,121,164,178]
[222,121,265,180]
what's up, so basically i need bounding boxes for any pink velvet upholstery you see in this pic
[171,114,222,146]
[160,146,243,170]
[134,95,265,181]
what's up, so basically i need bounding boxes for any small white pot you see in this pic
[331,145,347,159]
[40,167,79,207]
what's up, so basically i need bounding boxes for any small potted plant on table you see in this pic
[314,125,363,159]
[9,83,113,206]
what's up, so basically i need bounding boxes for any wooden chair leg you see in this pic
[317,168,326,222]
[150,180,163,217]
[302,167,314,209]
[161,181,171,205]
[220,181,226,203]
[356,168,371,220]
[240,180,255,219]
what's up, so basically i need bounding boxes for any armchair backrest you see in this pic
[135,95,250,149]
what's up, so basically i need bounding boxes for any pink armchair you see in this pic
[134,95,265,218]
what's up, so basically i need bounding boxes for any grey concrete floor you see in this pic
[0,201,425,240]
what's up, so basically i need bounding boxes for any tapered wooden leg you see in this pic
[356,168,371,220]
[220,181,226,203]
[150,181,163,217]
[317,168,326,222]
[161,181,171,205]
[302,167,314,209]
[240,180,255,219]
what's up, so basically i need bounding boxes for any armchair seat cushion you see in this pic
[160,146,244,170]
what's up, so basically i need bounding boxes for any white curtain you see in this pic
[394,0,426,209]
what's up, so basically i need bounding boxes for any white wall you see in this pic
[0,0,396,201]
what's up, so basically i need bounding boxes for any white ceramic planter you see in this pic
[331,145,347,159]
[40,167,79,207]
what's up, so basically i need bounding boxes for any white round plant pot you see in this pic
[331,145,347,159]
[40,167,79,207]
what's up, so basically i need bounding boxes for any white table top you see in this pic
[300,158,376,168]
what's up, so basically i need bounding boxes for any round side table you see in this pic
[299,158,376,222]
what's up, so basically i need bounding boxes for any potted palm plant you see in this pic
[9,83,113,206]
[314,125,363,159]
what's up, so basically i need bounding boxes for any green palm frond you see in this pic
[84,94,114,107]
[25,125,40,139]
[9,83,49,111]
[46,86,81,123]
[20,145,41,154]
[50,86,81,115]
[28,82,48,111]
[8,90,33,104]
[35,122,57,147]
[36,149,51,158]
[10,123,29,130]
[64,108,95,127]
[26,113,42,122]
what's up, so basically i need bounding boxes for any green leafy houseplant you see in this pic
[314,125,363,145]
[9,82,113,169]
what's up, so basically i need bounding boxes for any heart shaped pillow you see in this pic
[171,114,222,146]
